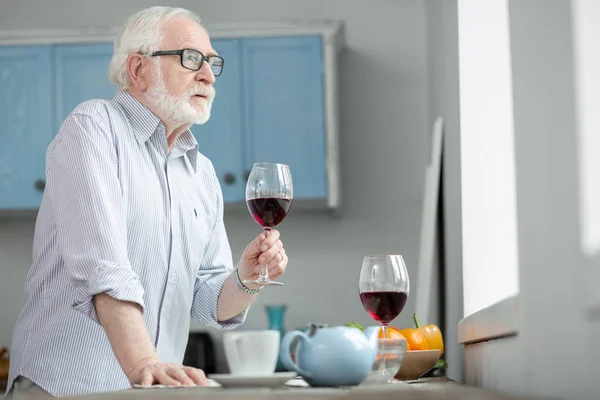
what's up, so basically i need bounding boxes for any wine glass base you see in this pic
[242,279,284,287]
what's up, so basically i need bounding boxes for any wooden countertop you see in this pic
[62,377,553,400]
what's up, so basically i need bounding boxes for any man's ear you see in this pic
[126,53,150,91]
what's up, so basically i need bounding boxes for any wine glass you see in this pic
[244,162,293,287]
[359,254,410,381]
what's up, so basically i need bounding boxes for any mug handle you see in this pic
[280,331,311,378]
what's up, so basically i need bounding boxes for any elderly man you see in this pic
[5,6,288,398]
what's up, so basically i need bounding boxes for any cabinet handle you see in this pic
[34,179,46,191]
[223,173,236,185]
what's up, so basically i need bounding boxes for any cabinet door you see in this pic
[0,45,53,209]
[242,36,327,200]
[193,39,245,203]
[53,43,116,133]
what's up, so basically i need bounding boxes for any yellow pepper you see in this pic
[413,313,444,357]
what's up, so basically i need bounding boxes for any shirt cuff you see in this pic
[71,261,146,324]
[196,272,250,330]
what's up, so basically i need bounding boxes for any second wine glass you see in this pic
[359,255,410,382]
[244,162,293,287]
[359,255,410,337]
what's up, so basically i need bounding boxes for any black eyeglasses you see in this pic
[150,48,224,76]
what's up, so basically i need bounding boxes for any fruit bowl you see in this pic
[394,349,440,381]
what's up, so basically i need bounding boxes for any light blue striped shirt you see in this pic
[6,90,247,397]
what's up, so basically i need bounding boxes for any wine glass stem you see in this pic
[257,228,271,283]
[379,323,388,376]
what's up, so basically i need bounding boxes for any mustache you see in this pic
[188,84,215,99]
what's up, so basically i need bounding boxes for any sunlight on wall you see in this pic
[571,0,600,258]
[458,0,520,317]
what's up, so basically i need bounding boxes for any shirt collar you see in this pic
[113,90,199,172]
[174,130,199,173]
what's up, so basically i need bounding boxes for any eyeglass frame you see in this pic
[149,48,224,76]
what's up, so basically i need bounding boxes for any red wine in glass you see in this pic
[244,163,293,287]
[359,291,408,324]
[246,197,293,228]
[358,255,410,382]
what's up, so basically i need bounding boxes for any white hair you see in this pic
[108,6,203,90]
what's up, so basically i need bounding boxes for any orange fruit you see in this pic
[398,328,429,351]
[413,313,444,356]
[379,326,411,350]
[417,324,444,356]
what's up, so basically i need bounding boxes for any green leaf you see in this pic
[344,322,364,331]
[435,359,448,369]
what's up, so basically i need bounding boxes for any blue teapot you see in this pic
[280,323,379,387]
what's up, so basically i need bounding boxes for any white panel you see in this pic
[571,0,600,309]
[458,0,519,317]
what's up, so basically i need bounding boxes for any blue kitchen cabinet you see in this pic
[53,43,116,132]
[194,35,328,203]
[0,45,53,209]
[0,30,338,210]
[193,39,246,203]
[241,36,327,200]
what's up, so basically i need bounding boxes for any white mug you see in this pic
[223,330,280,376]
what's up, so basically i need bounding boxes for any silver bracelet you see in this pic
[234,267,262,295]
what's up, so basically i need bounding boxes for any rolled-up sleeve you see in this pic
[46,111,145,324]
[191,169,249,329]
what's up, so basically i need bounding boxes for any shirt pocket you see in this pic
[179,192,211,281]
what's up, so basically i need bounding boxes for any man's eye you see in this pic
[185,52,199,62]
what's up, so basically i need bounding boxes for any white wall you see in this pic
[0,0,430,374]
[457,0,520,317]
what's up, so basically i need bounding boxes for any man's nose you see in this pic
[196,62,216,85]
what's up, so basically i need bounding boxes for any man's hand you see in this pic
[127,356,210,387]
[237,229,288,286]
[93,294,210,388]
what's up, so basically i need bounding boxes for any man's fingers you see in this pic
[155,369,181,386]
[259,241,283,264]
[169,367,195,386]
[267,251,284,267]
[139,370,154,386]
[131,362,208,388]
[268,250,288,277]
[259,229,280,251]
[185,367,209,386]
